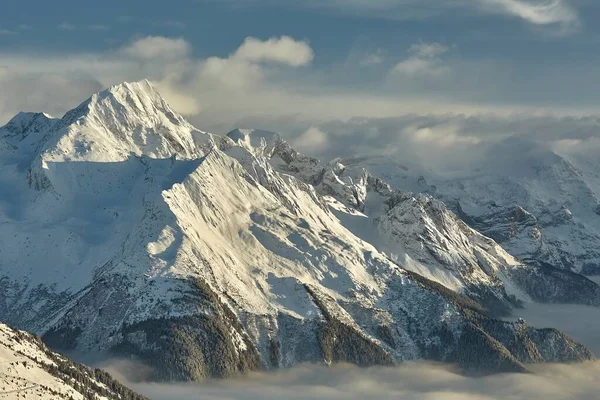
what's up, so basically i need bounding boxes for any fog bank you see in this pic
[503,279,600,356]
[106,361,600,400]
[104,287,600,400]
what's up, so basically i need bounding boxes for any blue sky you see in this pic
[1,0,600,153]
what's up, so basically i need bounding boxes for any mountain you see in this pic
[227,129,600,312]
[0,322,146,399]
[342,138,600,276]
[0,81,594,382]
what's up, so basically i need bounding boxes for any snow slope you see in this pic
[342,138,600,275]
[0,82,593,382]
[227,129,600,312]
[0,322,146,399]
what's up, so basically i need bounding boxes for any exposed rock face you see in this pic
[0,322,146,399]
[0,82,594,382]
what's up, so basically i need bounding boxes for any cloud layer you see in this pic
[217,0,580,31]
[235,113,600,177]
[0,35,322,126]
[3,34,598,137]
[97,300,600,400]
[105,361,600,400]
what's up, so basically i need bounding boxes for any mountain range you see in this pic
[0,80,597,382]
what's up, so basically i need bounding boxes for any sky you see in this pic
[1,0,600,162]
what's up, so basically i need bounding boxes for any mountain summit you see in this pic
[0,81,595,381]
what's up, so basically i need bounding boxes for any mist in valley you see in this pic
[104,293,600,400]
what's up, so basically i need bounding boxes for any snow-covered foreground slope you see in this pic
[0,81,594,382]
[0,322,146,399]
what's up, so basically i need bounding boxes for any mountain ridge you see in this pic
[0,81,595,382]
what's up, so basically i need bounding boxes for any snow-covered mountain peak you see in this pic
[63,79,186,130]
[227,128,287,157]
[3,111,55,131]
[0,112,58,146]
[228,128,281,146]
[40,80,210,162]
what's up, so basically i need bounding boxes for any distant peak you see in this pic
[5,112,55,126]
[1,111,58,141]
[227,129,282,146]
[227,128,287,156]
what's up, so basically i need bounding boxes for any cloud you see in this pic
[0,35,320,126]
[95,300,600,400]
[391,42,450,77]
[233,36,314,67]
[0,29,17,36]
[102,361,600,400]
[409,42,449,59]
[120,36,191,61]
[1,33,599,144]
[58,22,76,31]
[214,0,581,31]
[479,0,579,28]
[359,50,385,66]
[198,56,263,90]
[228,113,600,178]
[292,126,330,153]
[504,300,600,356]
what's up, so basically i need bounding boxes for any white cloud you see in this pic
[92,291,600,400]
[120,36,191,61]
[233,36,314,67]
[103,361,600,400]
[391,42,450,77]
[479,0,579,28]
[216,0,581,32]
[359,50,385,66]
[292,126,330,153]
[409,42,448,59]
[198,56,263,90]
[0,36,321,126]
[406,124,481,146]
[0,34,598,141]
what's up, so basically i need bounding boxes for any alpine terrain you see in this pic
[339,138,600,276]
[0,322,146,399]
[0,81,595,382]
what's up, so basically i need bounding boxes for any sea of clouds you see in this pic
[108,360,600,400]
[104,293,600,400]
